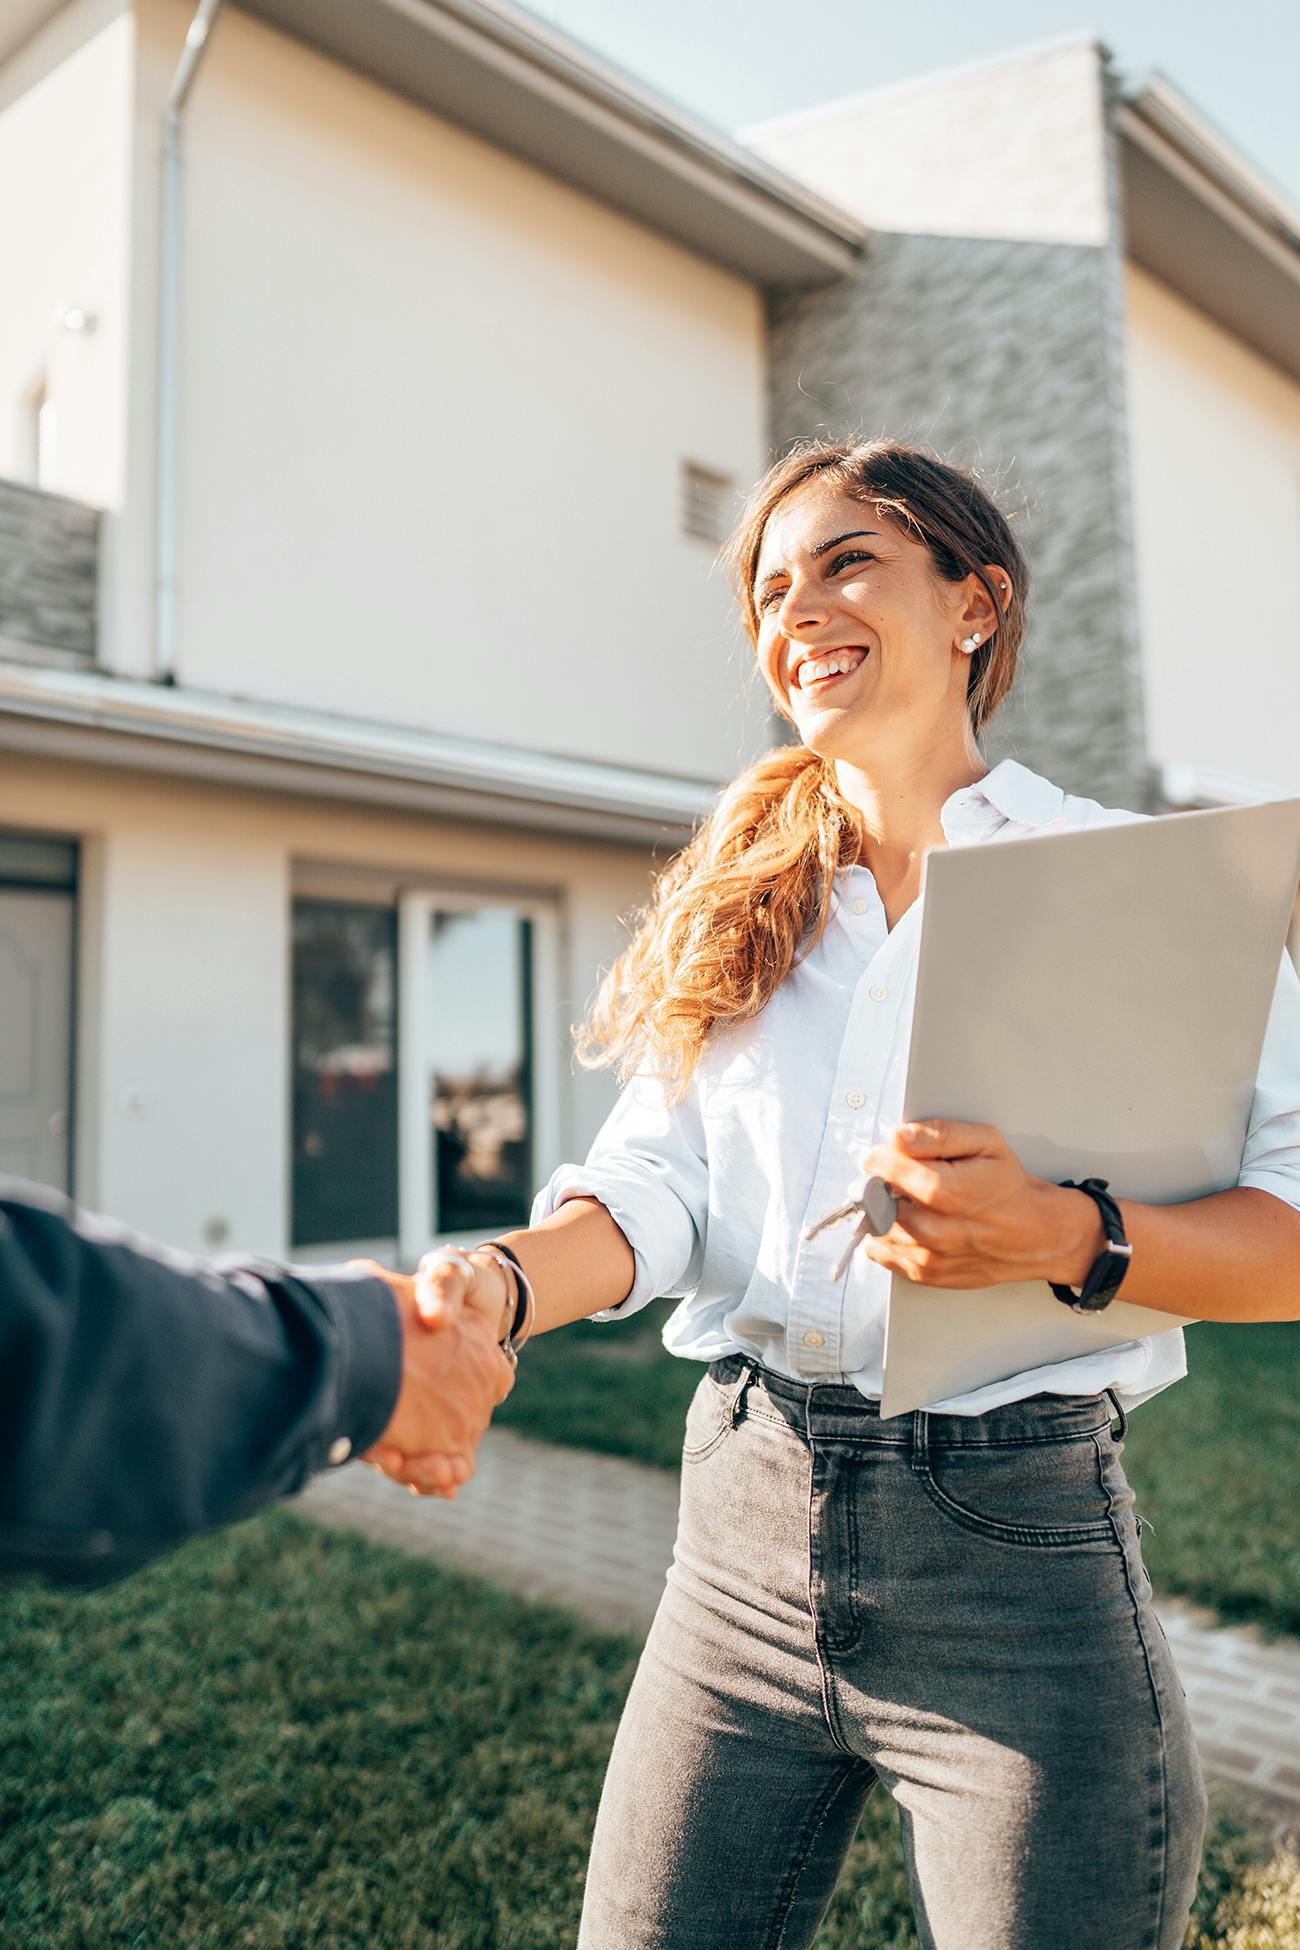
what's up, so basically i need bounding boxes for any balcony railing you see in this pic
[0,477,98,666]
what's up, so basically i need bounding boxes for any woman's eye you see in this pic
[757,552,873,611]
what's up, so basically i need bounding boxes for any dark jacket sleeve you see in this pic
[0,1181,401,1586]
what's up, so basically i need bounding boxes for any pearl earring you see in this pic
[961,632,981,655]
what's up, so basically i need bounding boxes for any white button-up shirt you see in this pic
[533,760,1300,1413]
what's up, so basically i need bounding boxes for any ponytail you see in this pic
[576,744,860,1096]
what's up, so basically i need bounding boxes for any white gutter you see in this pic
[0,660,719,844]
[155,0,224,684]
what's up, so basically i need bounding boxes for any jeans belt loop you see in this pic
[910,1407,930,1471]
[1104,1386,1128,1442]
[730,1362,755,1427]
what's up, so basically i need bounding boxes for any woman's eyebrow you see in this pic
[754,530,881,593]
[811,528,880,558]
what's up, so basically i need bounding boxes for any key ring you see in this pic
[803,1175,899,1281]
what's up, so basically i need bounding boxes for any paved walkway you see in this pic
[300,1431,1300,1820]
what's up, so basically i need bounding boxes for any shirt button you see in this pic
[851,898,868,916]
[327,1436,353,1466]
[846,1090,865,1109]
[803,1330,825,1349]
[869,984,888,1002]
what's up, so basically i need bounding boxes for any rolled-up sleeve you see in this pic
[530,1070,709,1321]
[1238,947,1300,1214]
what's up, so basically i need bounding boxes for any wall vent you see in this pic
[681,461,735,546]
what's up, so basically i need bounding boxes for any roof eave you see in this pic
[1117,79,1300,383]
[0,660,720,847]
[235,0,865,287]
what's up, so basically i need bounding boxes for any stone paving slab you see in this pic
[300,1432,1300,1818]
[1159,1600,1300,1808]
[299,1430,677,1636]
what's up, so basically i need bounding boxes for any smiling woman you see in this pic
[410,436,1300,1950]
[577,438,1030,1085]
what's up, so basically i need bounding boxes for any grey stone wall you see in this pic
[0,478,99,665]
[765,229,1149,810]
[755,48,1154,813]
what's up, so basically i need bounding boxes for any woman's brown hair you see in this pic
[576,438,1030,1096]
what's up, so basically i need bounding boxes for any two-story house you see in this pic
[1,6,1296,1266]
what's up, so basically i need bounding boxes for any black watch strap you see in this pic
[1050,1177,1133,1313]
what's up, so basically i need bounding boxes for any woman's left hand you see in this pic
[857,1120,1097,1289]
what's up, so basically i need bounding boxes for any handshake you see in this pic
[351,1246,525,1500]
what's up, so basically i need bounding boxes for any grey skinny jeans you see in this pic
[578,1355,1206,1950]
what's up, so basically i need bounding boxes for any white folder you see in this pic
[879,797,1300,1419]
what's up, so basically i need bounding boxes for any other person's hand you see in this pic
[353,1263,516,1496]
[368,1246,519,1494]
[414,1246,516,1341]
[855,1120,1101,1289]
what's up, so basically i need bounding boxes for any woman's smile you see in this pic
[792,645,872,696]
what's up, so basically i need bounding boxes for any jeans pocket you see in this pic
[681,1373,736,1463]
[917,1429,1118,1549]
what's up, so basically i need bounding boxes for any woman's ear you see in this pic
[958,565,1009,641]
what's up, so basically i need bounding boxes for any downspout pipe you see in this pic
[155,0,224,684]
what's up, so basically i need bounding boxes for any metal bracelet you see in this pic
[473,1241,537,1359]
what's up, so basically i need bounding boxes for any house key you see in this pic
[803,1175,899,1281]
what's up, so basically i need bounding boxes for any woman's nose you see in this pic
[776,583,831,634]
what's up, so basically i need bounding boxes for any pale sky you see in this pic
[528,0,1300,209]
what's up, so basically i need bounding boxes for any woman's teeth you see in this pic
[797,649,868,689]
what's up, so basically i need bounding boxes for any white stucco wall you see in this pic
[1125,263,1300,795]
[110,0,769,784]
[0,0,132,507]
[746,36,1111,246]
[0,755,654,1257]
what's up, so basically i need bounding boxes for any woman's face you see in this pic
[751,481,990,762]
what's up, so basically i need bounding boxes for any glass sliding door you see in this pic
[428,906,533,1232]
[399,890,559,1263]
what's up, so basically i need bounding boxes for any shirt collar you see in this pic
[832,758,1069,904]
[940,758,1067,843]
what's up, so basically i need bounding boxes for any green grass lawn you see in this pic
[0,1515,1294,1949]
[495,1307,1300,1637]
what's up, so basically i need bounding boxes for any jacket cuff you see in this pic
[296,1268,403,1459]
